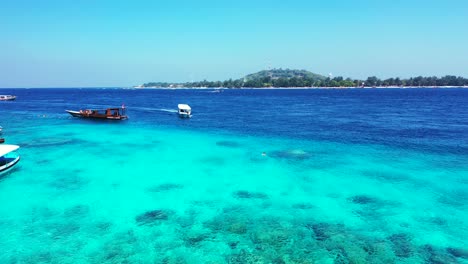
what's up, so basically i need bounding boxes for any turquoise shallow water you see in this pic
[0,88,467,263]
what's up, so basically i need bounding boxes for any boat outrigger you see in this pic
[178,104,191,118]
[0,145,20,174]
[66,106,128,120]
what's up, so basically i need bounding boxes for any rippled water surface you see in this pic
[0,88,467,263]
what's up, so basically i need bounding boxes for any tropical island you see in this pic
[139,69,468,88]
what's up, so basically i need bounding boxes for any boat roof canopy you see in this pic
[178,104,191,110]
[85,107,122,110]
[0,145,20,157]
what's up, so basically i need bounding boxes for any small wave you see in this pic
[158,108,178,113]
[131,107,178,113]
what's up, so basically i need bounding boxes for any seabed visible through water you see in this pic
[0,88,467,263]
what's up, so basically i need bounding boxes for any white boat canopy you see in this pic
[178,104,191,110]
[0,145,20,157]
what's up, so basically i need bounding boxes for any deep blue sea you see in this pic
[0,88,467,263]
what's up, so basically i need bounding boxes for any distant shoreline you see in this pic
[139,69,468,89]
[134,86,468,90]
[1,86,467,89]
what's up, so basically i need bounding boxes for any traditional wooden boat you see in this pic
[0,95,16,101]
[0,144,20,174]
[66,107,128,120]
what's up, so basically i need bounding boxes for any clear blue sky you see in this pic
[1,0,467,87]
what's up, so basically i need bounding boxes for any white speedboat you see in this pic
[178,104,191,118]
[0,95,16,101]
[0,144,20,174]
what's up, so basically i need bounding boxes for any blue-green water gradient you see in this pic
[0,88,467,263]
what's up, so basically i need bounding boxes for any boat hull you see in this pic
[0,156,20,174]
[66,110,128,120]
[178,113,191,118]
[66,110,83,117]
[0,95,16,101]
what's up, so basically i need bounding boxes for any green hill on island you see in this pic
[142,69,328,88]
[240,69,326,88]
[244,69,326,81]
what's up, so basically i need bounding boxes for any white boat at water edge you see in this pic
[0,144,20,174]
[0,95,16,101]
[178,104,191,118]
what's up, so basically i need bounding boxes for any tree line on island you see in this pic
[141,69,468,88]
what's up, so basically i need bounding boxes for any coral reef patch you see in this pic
[135,209,173,225]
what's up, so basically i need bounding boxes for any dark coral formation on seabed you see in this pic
[147,183,184,193]
[6,202,467,263]
[125,190,467,263]
[216,140,242,148]
[131,203,466,263]
[135,209,173,225]
[233,190,269,200]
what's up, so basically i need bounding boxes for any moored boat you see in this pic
[66,106,128,120]
[178,104,191,118]
[0,144,20,174]
[0,95,16,101]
